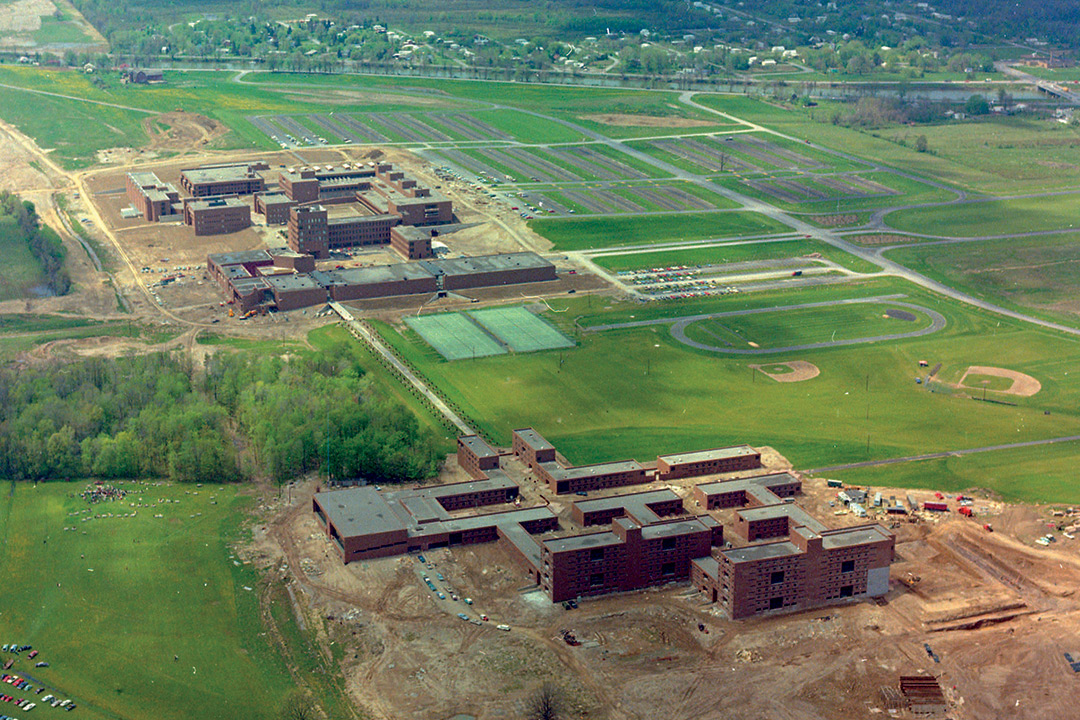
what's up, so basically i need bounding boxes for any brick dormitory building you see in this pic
[312,429,895,619]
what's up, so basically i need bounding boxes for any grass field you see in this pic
[0,482,298,720]
[885,194,1080,237]
[0,217,45,300]
[961,373,1015,391]
[680,303,934,349]
[529,211,792,251]
[469,306,573,353]
[370,277,1080,497]
[885,233,1080,328]
[717,171,953,214]
[591,238,881,274]
[405,312,506,360]
[817,439,1080,504]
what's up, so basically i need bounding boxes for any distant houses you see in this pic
[124,68,164,84]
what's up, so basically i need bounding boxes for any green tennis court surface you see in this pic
[405,313,506,360]
[469,306,574,353]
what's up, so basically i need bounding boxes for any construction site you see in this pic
[250,433,1080,720]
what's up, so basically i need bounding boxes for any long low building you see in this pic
[180,162,268,197]
[207,250,557,312]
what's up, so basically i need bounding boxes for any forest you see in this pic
[0,346,443,484]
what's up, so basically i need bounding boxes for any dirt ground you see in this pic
[749,360,820,383]
[958,365,1042,397]
[578,113,716,128]
[255,447,1080,720]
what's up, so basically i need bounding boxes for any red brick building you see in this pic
[182,196,252,236]
[180,163,267,197]
[457,435,501,479]
[125,171,180,221]
[657,445,761,480]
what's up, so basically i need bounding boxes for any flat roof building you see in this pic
[182,196,252,236]
[125,171,180,222]
[657,445,761,479]
[180,163,267,197]
[457,435,501,479]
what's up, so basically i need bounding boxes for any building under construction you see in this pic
[312,429,894,617]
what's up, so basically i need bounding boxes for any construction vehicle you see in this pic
[228,308,234,318]
[561,630,580,646]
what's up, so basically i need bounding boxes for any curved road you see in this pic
[588,294,946,354]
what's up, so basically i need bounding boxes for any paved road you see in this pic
[806,435,1080,475]
[588,294,945,354]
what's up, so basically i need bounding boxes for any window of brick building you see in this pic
[771,571,784,584]
[841,560,855,573]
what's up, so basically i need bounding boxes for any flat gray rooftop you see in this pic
[722,540,801,564]
[209,249,272,267]
[385,473,516,503]
[658,445,758,466]
[737,504,827,534]
[316,487,406,538]
[182,166,259,184]
[641,518,710,540]
[821,525,892,549]
[421,252,553,277]
[540,460,643,481]
[459,435,499,459]
[327,263,435,286]
[266,274,324,292]
[543,530,622,553]
[573,489,679,525]
[128,171,163,186]
[188,196,249,210]
[514,428,553,451]
[691,555,720,578]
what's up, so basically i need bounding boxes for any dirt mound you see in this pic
[578,113,715,128]
[958,365,1041,397]
[143,111,228,151]
[749,360,820,383]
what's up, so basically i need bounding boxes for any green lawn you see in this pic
[32,16,92,45]
[682,303,934,349]
[886,233,1080,328]
[367,278,1080,481]
[591,238,881,274]
[529,211,792,251]
[0,217,45,300]
[816,440,1080,504]
[0,482,296,720]
[885,194,1080,237]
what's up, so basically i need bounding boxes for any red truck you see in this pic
[958,506,974,517]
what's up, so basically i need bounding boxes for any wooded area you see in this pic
[0,192,70,298]
[0,348,443,484]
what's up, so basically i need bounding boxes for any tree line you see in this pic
[0,346,443,484]
[0,192,70,297]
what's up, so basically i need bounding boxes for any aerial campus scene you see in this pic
[6,2,1080,720]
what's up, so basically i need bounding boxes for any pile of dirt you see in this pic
[143,111,228,151]
[805,214,860,227]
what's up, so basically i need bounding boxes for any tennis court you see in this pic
[405,313,507,360]
[469,307,574,353]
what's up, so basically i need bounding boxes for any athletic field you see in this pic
[405,313,506,360]
[469,306,574,353]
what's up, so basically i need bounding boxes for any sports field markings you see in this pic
[587,294,946,355]
[468,306,574,353]
[405,313,506,361]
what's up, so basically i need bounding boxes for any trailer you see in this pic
[923,502,949,512]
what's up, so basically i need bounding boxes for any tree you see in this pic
[277,692,315,720]
[964,94,990,116]
[915,135,929,153]
[525,682,563,720]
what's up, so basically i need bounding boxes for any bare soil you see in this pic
[750,360,820,383]
[958,365,1041,397]
[143,111,228,153]
[260,453,1080,720]
[579,113,716,128]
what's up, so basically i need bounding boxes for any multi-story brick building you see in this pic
[180,162,267,197]
[125,171,181,221]
[457,435,501,479]
[182,196,252,236]
[657,445,762,479]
